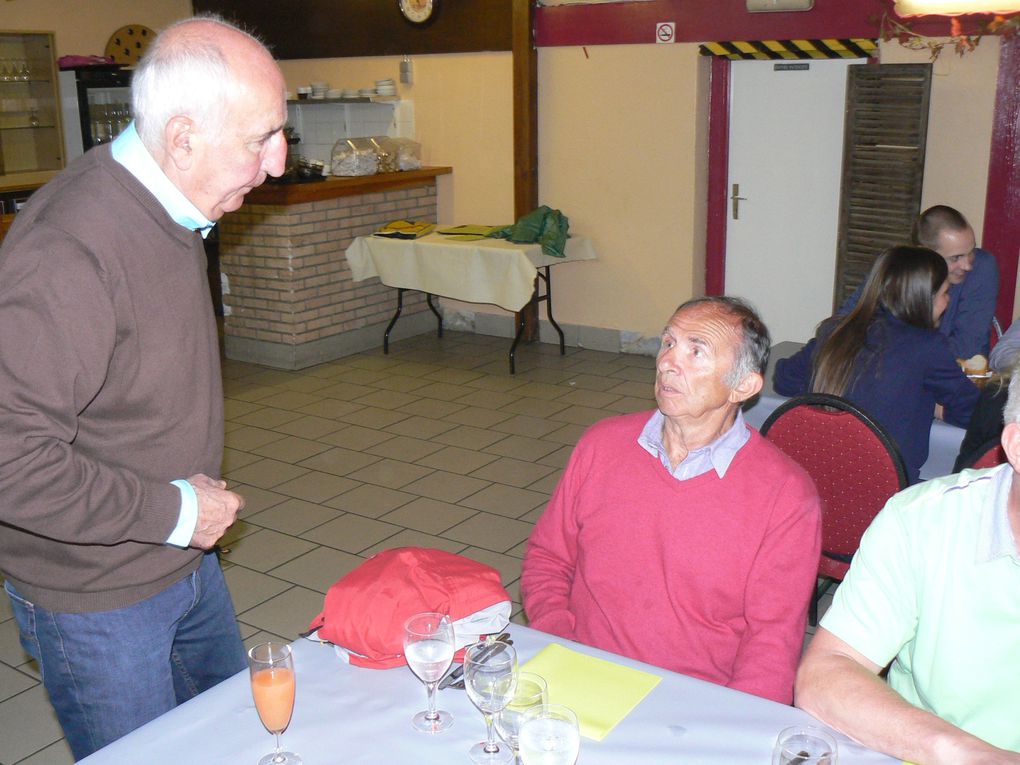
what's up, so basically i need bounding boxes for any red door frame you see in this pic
[705,42,1020,320]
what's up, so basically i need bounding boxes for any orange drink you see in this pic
[251,667,295,733]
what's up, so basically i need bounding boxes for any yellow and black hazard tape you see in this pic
[699,38,877,60]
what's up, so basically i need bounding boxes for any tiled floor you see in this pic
[0,330,830,763]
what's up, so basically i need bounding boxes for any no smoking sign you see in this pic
[656,22,675,44]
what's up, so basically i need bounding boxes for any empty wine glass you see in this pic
[464,639,518,764]
[772,725,838,765]
[518,704,580,765]
[496,672,547,765]
[403,612,455,733]
[248,642,302,765]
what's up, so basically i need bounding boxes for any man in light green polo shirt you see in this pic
[794,373,1020,765]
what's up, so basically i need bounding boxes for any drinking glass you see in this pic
[496,672,548,765]
[464,639,518,764]
[403,611,456,733]
[772,725,839,765]
[248,642,302,765]
[518,704,580,765]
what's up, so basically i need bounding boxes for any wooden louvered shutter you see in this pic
[833,64,932,308]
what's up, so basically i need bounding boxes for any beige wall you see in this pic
[1,0,191,56]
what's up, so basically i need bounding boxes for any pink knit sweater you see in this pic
[521,411,821,704]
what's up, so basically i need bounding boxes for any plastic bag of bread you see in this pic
[331,138,378,176]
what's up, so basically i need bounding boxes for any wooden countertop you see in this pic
[244,166,452,206]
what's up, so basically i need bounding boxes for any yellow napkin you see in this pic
[375,219,435,239]
[520,643,661,742]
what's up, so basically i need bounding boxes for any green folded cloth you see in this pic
[520,643,661,741]
[486,205,569,258]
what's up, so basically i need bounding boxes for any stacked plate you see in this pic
[310,81,329,99]
[340,88,359,99]
[358,87,377,97]
[376,78,397,96]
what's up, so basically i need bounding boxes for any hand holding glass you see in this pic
[772,725,838,765]
[496,672,547,765]
[518,704,580,765]
[403,612,456,733]
[464,639,518,764]
[248,642,302,765]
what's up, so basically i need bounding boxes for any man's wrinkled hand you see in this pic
[187,473,245,549]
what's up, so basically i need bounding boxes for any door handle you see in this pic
[731,183,747,220]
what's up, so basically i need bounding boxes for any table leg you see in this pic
[383,288,406,354]
[426,293,443,338]
[540,266,565,356]
[509,305,530,375]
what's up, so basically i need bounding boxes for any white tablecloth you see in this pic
[344,230,597,312]
[80,624,897,764]
[744,342,966,481]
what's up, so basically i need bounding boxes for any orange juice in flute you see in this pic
[248,642,302,765]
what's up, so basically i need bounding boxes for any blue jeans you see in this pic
[5,552,246,761]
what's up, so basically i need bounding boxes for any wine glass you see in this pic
[772,725,838,765]
[518,704,580,765]
[403,611,456,733]
[248,642,302,765]
[464,639,518,764]
[495,672,547,765]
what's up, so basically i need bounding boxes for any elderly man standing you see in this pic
[0,17,287,759]
[795,374,1020,764]
[521,296,821,704]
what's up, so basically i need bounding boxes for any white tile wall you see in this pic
[286,100,413,169]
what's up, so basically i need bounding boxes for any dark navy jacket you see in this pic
[773,311,980,484]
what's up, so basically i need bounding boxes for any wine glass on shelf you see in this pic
[248,642,302,765]
[464,638,518,764]
[495,671,547,765]
[518,704,580,765]
[771,725,838,765]
[403,611,456,733]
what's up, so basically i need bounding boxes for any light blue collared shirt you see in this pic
[111,122,215,239]
[637,409,751,481]
[111,123,205,547]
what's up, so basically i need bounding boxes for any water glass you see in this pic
[518,704,580,765]
[772,725,838,765]
[403,612,455,733]
[496,672,548,764]
[464,639,518,764]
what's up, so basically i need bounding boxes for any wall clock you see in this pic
[398,0,440,26]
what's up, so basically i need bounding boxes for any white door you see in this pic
[724,58,858,344]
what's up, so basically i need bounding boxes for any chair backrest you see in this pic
[962,436,1007,470]
[760,393,909,579]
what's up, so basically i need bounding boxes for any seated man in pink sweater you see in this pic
[521,296,821,704]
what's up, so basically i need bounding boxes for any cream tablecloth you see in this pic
[344,230,597,312]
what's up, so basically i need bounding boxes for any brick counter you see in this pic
[219,167,451,369]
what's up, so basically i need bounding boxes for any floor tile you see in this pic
[555,389,622,409]
[255,390,325,411]
[457,547,525,586]
[458,483,549,519]
[338,406,409,429]
[296,446,380,477]
[325,484,416,518]
[300,513,404,554]
[319,424,395,451]
[224,458,310,490]
[454,389,521,411]
[396,398,467,420]
[223,398,265,420]
[490,414,564,439]
[483,435,562,462]
[245,497,343,535]
[359,530,467,557]
[538,445,575,469]
[231,407,305,430]
[237,587,323,641]
[433,425,509,451]
[224,425,289,452]
[221,447,264,474]
[606,379,655,397]
[464,375,530,393]
[414,446,501,475]
[549,405,612,427]
[508,381,570,401]
[526,470,563,495]
[223,566,294,614]
[270,415,345,440]
[559,373,621,392]
[231,485,290,518]
[0,686,64,763]
[469,457,555,489]
[328,366,392,385]
[444,406,514,429]
[441,512,533,553]
[380,497,478,535]
[270,547,364,594]
[607,396,656,414]
[344,459,435,490]
[399,471,491,503]
[353,388,420,410]
[383,415,460,440]
[220,528,318,572]
[250,435,333,463]
[499,397,571,419]
[422,368,485,385]
[293,399,364,420]
[18,738,75,765]
[270,471,359,504]
[365,435,445,463]
[316,381,376,401]
[369,374,422,393]
[0,663,35,703]
[542,423,587,446]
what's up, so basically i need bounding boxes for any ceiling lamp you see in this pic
[895,0,1020,14]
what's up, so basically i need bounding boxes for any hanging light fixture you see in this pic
[895,0,1020,14]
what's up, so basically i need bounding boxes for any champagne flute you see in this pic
[464,639,518,764]
[772,725,838,765]
[403,611,456,733]
[495,672,547,765]
[518,704,580,765]
[248,642,302,765]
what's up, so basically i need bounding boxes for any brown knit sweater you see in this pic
[0,147,222,612]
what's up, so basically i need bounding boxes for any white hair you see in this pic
[1004,366,1020,425]
[131,16,265,149]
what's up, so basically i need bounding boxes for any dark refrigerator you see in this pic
[58,66,132,162]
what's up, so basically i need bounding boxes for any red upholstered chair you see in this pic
[760,393,909,624]
[960,437,1007,470]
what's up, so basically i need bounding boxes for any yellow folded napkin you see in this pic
[375,219,435,239]
[520,643,661,742]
